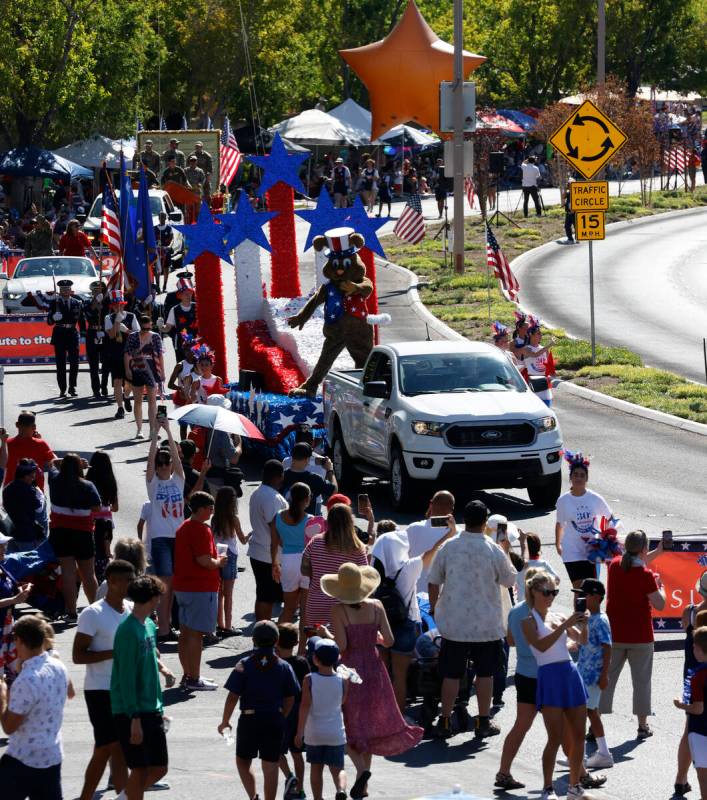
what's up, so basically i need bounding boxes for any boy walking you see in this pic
[277,623,310,799]
[218,621,299,800]
[295,639,348,800]
[574,578,613,768]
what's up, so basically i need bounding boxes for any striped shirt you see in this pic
[303,534,368,626]
[48,469,101,532]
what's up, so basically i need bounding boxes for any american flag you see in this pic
[220,116,242,188]
[393,193,425,244]
[100,183,122,256]
[486,222,519,302]
[663,146,688,173]
[464,176,476,209]
[159,115,167,131]
[206,115,213,131]
[135,116,143,136]
[181,114,189,130]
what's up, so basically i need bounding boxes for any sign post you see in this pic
[550,101,628,365]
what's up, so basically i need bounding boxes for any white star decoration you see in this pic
[274,413,296,429]
[656,618,666,628]
[303,416,319,427]
[682,542,691,551]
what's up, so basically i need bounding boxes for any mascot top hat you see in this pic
[323,227,362,258]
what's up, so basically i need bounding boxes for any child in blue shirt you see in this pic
[575,578,612,768]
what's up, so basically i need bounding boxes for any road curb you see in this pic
[378,258,465,342]
[379,254,707,438]
[558,379,707,436]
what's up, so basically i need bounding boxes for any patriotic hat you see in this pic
[109,290,126,305]
[492,321,509,341]
[177,277,194,294]
[323,227,361,258]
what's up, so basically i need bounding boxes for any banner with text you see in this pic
[0,315,86,365]
[649,536,707,632]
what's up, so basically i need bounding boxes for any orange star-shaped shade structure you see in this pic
[340,0,486,138]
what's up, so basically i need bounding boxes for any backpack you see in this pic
[374,566,409,627]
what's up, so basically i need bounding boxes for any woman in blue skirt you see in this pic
[522,570,593,800]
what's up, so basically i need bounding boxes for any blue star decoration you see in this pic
[216,196,278,253]
[173,200,233,262]
[340,195,391,259]
[247,133,309,197]
[295,189,351,251]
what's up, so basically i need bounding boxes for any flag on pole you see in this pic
[393,193,425,244]
[132,165,158,299]
[159,115,167,131]
[181,114,189,131]
[486,222,519,302]
[206,115,213,131]
[100,182,122,257]
[219,116,243,187]
[464,176,476,209]
[135,116,144,137]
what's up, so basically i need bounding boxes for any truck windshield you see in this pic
[398,353,528,395]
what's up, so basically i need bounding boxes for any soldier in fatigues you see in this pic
[82,280,109,399]
[161,137,186,169]
[188,141,213,196]
[47,279,83,397]
[133,138,161,175]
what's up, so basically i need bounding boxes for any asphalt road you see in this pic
[1,212,704,800]
[514,207,707,384]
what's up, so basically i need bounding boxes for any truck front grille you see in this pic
[445,423,536,448]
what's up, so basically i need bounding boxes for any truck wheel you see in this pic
[332,423,360,490]
[389,444,420,511]
[527,472,562,509]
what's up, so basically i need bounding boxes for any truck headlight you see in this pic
[411,420,446,437]
[6,293,21,300]
[532,415,557,432]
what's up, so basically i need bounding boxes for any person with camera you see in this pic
[125,315,164,440]
[281,442,337,516]
[521,156,542,218]
[405,490,456,591]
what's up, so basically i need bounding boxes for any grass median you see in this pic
[381,186,707,424]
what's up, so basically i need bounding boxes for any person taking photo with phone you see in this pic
[282,443,337,515]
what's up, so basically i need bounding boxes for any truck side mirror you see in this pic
[363,381,389,399]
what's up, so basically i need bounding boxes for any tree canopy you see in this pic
[0,0,703,149]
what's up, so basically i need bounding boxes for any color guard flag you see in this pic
[393,193,425,244]
[486,222,519,302]
[220,116,242,188]
[100,182,122,257]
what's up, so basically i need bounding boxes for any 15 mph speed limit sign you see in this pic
[576,211,605,241]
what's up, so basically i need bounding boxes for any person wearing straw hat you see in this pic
[319,562,422,799]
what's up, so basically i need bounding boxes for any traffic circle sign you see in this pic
[550,99,627,180]
[570,180,609,212]
[576,211,605,240]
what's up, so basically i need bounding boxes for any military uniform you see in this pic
[24,224,54,257]
[184,165,206,196]
[47,283,83,396]
[161,148,186,169]
[188,150,213,177]
[82,291,109,396]
[161,165,188,187]
[135,149,161,174]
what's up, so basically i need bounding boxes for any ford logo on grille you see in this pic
[481,430,503,440]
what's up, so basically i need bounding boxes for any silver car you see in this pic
[3,256,101,314]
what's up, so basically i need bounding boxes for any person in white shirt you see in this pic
[145,422,185,638]
[248,459,288,621]
[406,490,456,591]
[555,451,612,588]
[73,560,135,800]
[515,532,560,599]
[0,615,70,800]
[520,156,542,218]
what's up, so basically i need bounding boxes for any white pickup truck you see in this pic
[323,340,563,511]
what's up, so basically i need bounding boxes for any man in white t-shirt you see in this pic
[146,422,185,638]
[73,559,135,800]
[247,459,288,621]
[520,156,542,218]
[0,615,69,799]
[406,490,456,591]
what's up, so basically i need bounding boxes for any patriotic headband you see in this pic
[527,315,541,334]
[492,321,509,340]
[179,329,200,347]
[513,310,527,325]
[191,343,214,361]
[562,450,590,472]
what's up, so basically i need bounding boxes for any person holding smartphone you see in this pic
[281,443,337,516]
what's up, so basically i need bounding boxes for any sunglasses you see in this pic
[537,588,560,597]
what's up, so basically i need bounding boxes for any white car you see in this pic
[83,189,184,263]
[324,340,563,510]
[3,256,102,313]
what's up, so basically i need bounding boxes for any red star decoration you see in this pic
[340,0,486,137]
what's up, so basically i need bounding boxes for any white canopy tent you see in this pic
[268,109,369,146]
[53,134,136,169]
[328,99,437,146]
[560,86,702,106]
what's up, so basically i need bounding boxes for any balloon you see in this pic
[340,0,485,138]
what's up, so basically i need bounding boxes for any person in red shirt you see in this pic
[0,412,57,490]
[173,491,226,692]
[600,529,666,740]
[58,219,92,257]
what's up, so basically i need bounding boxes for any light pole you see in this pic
[452,0,464,273]
[597,0,605,85]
